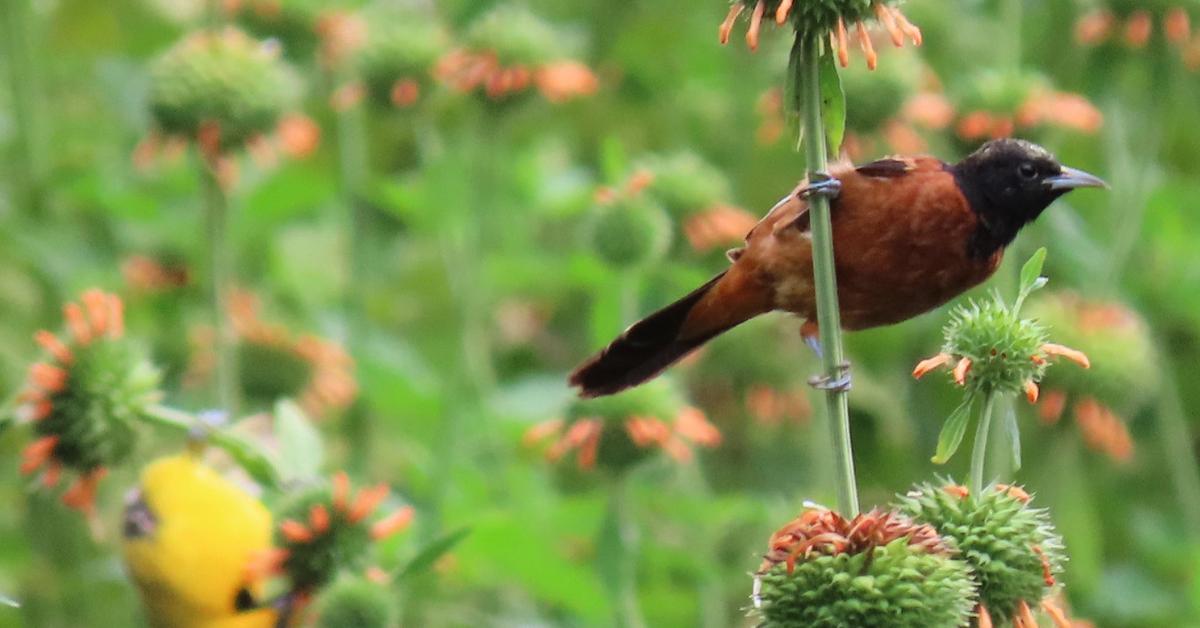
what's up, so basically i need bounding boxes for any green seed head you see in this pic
[754,507,975,628]
[148,28,294,151]
[464,3,577,67]
[562,378,690,473]
[941,296,1049,396]
[356,7,449,108]
[227,0,323,61]
[636,153,732,218]
[588,194,672,270]
[895,482,1065,623]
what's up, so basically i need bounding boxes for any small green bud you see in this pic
[587,196,672,270]
[315,575,397,628]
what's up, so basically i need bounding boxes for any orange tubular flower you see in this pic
[524,405,721,472]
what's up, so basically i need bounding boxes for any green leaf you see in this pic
[932,395,976,464]
[396,527,471,582]
[1002,398,1022,471]
[1014,247,1048,312]
[818,45,846,157]
[273,400,324,483]
[0,593,19,608]
[783,36,804,117]
[209,430,281,490]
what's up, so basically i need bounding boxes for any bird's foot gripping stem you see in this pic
[799,173,842,200]
[808,362,852,392]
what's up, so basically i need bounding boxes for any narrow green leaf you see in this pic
[0,593,19,608]
[1002,398,1022,471]
[818,45,846,157]
[209,430,281,490]
[397,527,471,582]
[932,395,976,464]
[1014,247,1048,313]
[273,399,324,483]
[783,35,804,117]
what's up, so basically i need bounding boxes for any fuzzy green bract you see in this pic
[356,8,449,107]
[37,341,160,473]
[637,153,732,217]
[588,197,672,270]
[315,575,397,628]
[148,29,293,150]
[941,297,1048,396]
[465,3,577,66]
[896,483,1065,622]
[755,538,975,628]
[276,487,374,591]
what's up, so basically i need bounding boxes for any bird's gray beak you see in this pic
[1045,166,1108,191]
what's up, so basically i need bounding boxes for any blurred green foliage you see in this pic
[1,0,1200,626]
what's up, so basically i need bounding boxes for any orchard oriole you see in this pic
[570,139,1106,398]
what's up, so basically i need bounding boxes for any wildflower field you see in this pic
[2,0,1200,626]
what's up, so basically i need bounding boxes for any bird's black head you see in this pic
[951,138,1106,259]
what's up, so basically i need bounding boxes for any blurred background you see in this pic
[2,0,1200,626]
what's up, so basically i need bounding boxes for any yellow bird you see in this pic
[122,453,277,628]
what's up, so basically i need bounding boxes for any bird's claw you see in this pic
[799,173,842,200]
[808,362,852,392]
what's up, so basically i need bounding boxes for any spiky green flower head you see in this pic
[314,574,397,628]
[720,0,921,67]
[842,47,921,133]
[939,295,1049,397]
[149,28,294,152]
[355,5,449,108]
[753,506,975,628]
[464,3,577,68]
[895,482,1065,624]
[1024,292,1158,415]
[18,289,161,517]
[226,0,323,60]
[587,178,672,270]
[273,472,413,592]
[634,153,732,218]
[526,378,720,474]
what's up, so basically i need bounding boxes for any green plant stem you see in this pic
[1,0,46,219]
[200,162,238,415]
[334,86,372,474]
[970,392,997,495]
[142,404,279,488]
[609,478,645,628]
[800,37,858,516]
[1156,353,1200,536]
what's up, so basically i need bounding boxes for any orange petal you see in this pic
[41,462,63,488]
[349,483,389,523]
[281,519,314,543]
[576,425,601,470]
[746,0,765,51]
[523,419,564,446]
[835,18,850,67]
[674,406,722,447]
[1038,389,1068,424]
[892,8,923,45]
[61,468,107,515]
[371,506,415,540]
[977,604,993,628]
[662,435,693,463]
[82,289,110,336]
[20,435,59,474]
[942,484,970,500]
[30,398,53,421]
[309,504,330,534]
[953,357,972,386]
[875,4,904,47]
[1041,343,1090,368]
[365,566,389,584]
[1124,10,1152,48]
[1032,544,1056,586]
[856,21,877,70]
[34,331,72,365]
[774,0,792,25]
[1041,598,1072,628]
[332,471,350,513]
[1016,600,1037,628]
[30,363,67,392]
[912,353,952,379]
[1024,380,1040,404]
[1165,8,1191,44]
[64,302,91,344]
[718,3,744,45]
[245,548,289,581]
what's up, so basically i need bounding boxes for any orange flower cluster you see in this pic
[19,290,127,518]
[745,384,812,426]
[913,342,1090,404]
[683,204,758,253]
[1040,393,1134,463]
[1077,7,1200,70]
[956,91,1103,141]
[758,506,950,576]
[435,51,597,103]
[121,254,190,293]
[721,0,921,68]
[525,406,721,471]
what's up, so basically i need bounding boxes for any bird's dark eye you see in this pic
[1017,163,1037,179]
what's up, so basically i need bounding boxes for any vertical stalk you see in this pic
[1,0,46,219]
[200,162,237,414]
[1156,353,1200,535]
[334,88,372,472]
[970,392,997,495]
[608,477,645,628]
[799,37,858,516]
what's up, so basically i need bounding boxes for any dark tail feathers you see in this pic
[569,272,731,398]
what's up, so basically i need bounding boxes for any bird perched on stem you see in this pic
[570,139,1106,398]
